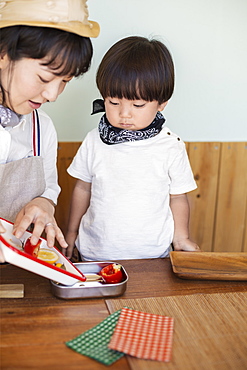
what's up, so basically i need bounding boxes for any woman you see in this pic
[0,0,99,261]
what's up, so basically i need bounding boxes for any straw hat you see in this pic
[0,0,100,38]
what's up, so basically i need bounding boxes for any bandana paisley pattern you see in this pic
[98,111,165,145]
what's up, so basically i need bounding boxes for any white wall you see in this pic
[43,0,247,142]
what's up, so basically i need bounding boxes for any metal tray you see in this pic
[50,261,128,299]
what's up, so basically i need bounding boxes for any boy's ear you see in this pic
[158,101,168,112]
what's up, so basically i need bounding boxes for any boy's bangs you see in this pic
[108,81,141,101]
[104,70,153,102]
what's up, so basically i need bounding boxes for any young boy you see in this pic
[65,36,200,261]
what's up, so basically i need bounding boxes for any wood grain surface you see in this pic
[107,292,247,370]
[1,258,247,369]
[170,251,247,280]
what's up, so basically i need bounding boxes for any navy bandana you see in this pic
[98,111,165,145]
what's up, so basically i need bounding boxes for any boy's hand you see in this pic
[173,238,201,252]
[63,230,78,259]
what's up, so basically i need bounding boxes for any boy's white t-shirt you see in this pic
[67,126,197,260]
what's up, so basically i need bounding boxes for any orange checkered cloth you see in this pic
[108,307,174,362]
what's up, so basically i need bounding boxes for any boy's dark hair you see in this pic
[0,25,92,77]
[96,36,174,105]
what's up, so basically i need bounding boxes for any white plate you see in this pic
[0,218,86,286]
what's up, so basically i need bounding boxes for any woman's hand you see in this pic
[12,197,68,249]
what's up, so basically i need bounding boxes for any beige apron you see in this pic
[0,157,46,222]
[0,110,46,223]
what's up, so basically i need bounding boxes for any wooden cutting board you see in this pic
[106,292,247,370]
[170,251,247,280]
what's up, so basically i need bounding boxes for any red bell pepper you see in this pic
[99,263,123,284]
[24,237,42,257]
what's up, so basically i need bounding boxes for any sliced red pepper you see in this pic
[24,237,42,257]
[99,263,123,284]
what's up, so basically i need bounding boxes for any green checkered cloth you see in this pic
[65,309,124,366]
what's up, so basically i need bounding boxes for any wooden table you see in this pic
[1,258,247,369]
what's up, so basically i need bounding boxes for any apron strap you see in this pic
[32,110,41,156]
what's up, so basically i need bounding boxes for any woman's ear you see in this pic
[158,101,168,112]
[0,53,9,69]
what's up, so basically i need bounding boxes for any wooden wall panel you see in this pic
[244,194,247,252]
[55,142,81,235]
[213,142,247,252]
[55,142,247,253]
[187,143,221,252]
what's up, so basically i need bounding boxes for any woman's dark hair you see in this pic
[0,25,93,75]
[0,25,93,104]
[96,36,174,105]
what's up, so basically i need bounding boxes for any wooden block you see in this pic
[0,284,24,298]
